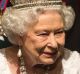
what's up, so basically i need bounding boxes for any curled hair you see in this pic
[1,5,75,45]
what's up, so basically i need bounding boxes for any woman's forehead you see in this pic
[27,12,64,31]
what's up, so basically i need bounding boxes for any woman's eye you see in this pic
[55,30,64,35]
[37,32,49,36]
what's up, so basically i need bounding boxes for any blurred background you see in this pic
[63,0,80,52]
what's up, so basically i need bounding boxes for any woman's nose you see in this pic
[47,33,58,48]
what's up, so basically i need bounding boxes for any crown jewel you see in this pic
[10,0,62,9]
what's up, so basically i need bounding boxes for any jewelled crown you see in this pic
[10,0,63,9]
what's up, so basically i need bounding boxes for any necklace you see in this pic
[17,49,27,74]
[19,56,28,74]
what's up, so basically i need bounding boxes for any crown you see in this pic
[10,0,63,9]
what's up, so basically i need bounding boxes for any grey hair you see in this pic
[1,5,75,45]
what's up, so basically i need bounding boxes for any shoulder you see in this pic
[62,48,80,74]
[0,48,11,74]
[0,46,18,74]
[63,48,80,61]
[0,48,6,63]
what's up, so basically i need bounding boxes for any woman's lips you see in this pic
[42,51,57,57]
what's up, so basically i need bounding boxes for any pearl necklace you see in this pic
[19,56,28,74]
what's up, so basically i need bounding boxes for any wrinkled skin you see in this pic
[22,10,65,65]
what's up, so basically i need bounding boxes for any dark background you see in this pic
[63,0,80,52]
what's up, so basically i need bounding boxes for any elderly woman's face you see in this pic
[22,11,65,65]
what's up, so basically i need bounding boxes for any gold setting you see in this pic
[10,0,62,9]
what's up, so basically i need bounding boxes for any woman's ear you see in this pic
[18,36,23,46]
[13,35,23,46]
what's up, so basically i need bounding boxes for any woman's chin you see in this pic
[39,58,56,65]
[38,54,59,65]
